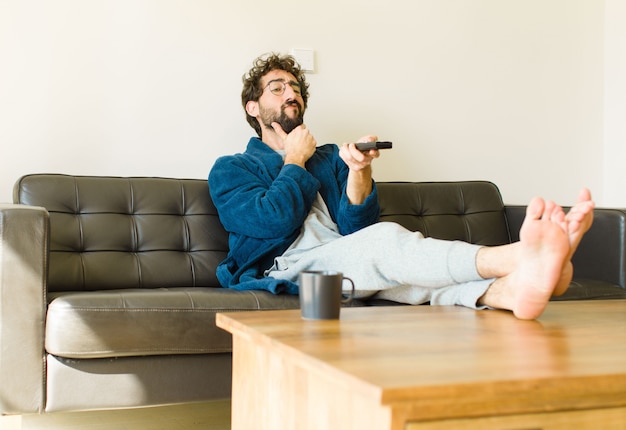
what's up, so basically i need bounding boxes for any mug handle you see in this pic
[341,277,355,304]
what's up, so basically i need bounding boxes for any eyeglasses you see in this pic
[263,79,302,97]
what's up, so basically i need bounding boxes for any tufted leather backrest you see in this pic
[14,174,229,292]
[14,175,511,293]
[377,181,512,246]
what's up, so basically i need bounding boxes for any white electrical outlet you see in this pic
[290,49,315,73]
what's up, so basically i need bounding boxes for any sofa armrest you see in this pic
[505,205,626,289]
[0,204,48,414]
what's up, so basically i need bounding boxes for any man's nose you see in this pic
[284,83,299,98]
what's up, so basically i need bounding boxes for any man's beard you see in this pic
[260,101,304,134]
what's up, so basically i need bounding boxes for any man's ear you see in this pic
[245,100,259,117]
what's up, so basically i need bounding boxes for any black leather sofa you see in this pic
[1,174,625,417]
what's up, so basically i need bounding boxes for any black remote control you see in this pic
[355,141,393,151]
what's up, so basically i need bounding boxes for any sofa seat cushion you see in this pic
[45,287,301,359]
[550,279,626,301]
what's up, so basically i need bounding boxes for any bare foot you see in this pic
[510,198,570,319]
[552,189,594,296]
[565,188,594,258]
[552,261,573,297]
[478,198,571,318]
[478,190,594,316]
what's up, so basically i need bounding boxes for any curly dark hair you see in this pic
[241,52,310,137]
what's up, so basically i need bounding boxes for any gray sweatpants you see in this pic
[267,222,493,309]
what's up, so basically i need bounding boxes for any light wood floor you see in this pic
[1,400,230,430]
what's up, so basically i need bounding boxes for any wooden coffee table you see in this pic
[216,300,626,429]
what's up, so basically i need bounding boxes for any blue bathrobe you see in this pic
[208,137,380,294]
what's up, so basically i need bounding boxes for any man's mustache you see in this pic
[282,100,302,111]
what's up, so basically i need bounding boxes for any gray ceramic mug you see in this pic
[298,270,355,320]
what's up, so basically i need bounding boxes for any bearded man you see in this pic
[208,52,594,320]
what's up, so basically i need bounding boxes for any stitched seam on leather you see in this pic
[187,252,196,287]
[181,181,196,286]
[55,307,295,313]
[42,210,50,407]
[183,290,196,310]
[74,177,87,290]
[128,179,142,287]
[459,184,471,243]
[244,290,262,309]
[54,347,233,356]
[119,291,127,309]
[55,308,246,312]
[416,188,426,236]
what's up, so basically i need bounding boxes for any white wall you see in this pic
[604,0,626,207]
[0,0,620,206]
